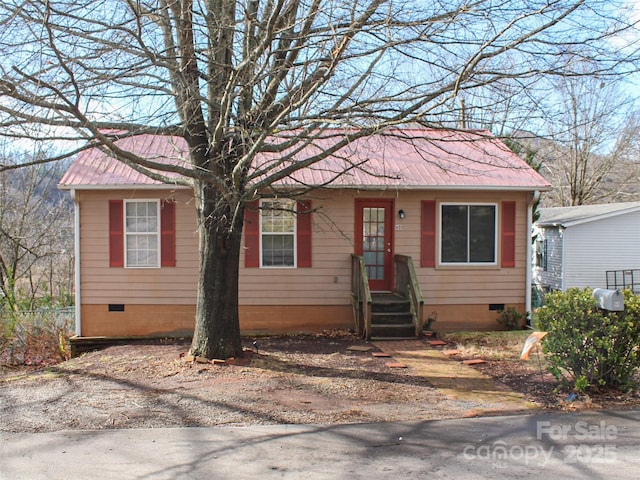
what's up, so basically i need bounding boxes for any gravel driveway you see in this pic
[1,335,498,433]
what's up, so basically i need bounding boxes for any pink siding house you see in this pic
[59,128,550,339]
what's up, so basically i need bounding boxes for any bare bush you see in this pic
[0,308,74,366]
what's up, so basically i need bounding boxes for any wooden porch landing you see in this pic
[373,340,536,414]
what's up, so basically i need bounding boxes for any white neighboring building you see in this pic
[533,202,640,293]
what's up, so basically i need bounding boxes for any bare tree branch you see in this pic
[0,0,638,357]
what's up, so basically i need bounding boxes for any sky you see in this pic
[2,0,639,160]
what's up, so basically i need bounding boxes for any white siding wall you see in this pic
[534,227,563,291]
[563,211,640,290]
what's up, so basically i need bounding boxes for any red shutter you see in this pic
[501,201,516,268]
[244,200,260,268]
[160,200,176,267]
[109,200,124,267]
[421,200,436,267]
[297,200,312,268]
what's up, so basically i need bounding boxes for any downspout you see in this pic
[71,189,81,337]
[525,191,540,324]
[559,226,565,291]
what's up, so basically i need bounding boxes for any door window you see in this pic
[362,207,386,280]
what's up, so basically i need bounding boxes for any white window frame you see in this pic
[260,199,297,269]
[535,238,548,271]
[439,202,498,266]
[124,199,160,269]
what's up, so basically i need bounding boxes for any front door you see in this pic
[355,199,394,291]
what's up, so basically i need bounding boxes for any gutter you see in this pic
[58,183,188,191]
[525,190,540,322]
[70,189,82,337]
[266,184,552,192]
[58,183,551,193]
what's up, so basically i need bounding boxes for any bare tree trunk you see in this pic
[190,181,245,359]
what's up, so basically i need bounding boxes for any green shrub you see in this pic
[496,306,526,330]
[537,288,640,392]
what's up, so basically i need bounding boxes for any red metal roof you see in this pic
[59,135,189,188]
[59,128,550,191]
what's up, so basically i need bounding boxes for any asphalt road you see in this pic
[2,410,639,479]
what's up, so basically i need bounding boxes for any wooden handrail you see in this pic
[394,254,424,336]
[351,254,372,339]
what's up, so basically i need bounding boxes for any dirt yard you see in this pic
[1,331,638,433]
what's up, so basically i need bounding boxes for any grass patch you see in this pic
[440,330,533,361]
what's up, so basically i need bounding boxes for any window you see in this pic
[535,238,547,271]
[109,199,175,268]
[244,199,312,269]
[125,200,160,268]
[440,203,497,264]
[261,199,296,267]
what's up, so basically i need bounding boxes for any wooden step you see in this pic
[370,323,416,338]
[371,294,411,314]
[367,293,416,338]
[371,311,414,325]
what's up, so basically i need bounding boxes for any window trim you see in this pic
[259,198,297,269]
[124,199,161,269]
[438,202,498,266]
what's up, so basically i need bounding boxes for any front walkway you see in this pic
[373,339,536,415]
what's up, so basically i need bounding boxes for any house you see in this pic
[533,202,640,294]
[58,128,550,339]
